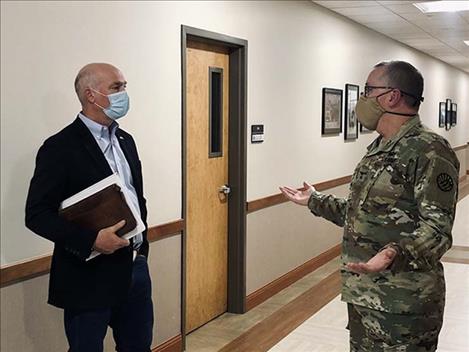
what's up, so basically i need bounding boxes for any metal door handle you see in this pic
[219,184,231,195]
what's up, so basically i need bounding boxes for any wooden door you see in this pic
[186,41,230,332]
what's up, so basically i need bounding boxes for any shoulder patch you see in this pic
[437,173,454,192]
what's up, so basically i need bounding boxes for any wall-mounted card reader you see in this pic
[251,124,264,143]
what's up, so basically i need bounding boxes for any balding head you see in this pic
[373,60,424,109]
[74,63,122,106]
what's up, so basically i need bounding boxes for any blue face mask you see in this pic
[92,89,130,120]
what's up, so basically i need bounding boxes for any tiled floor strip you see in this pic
[218,271,341,352]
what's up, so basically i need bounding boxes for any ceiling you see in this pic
[313,1,469,73]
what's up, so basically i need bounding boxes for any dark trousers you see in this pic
[64,255,154,352]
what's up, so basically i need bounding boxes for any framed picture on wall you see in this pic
[451,103,457,126]
[344,84,359,140]
[321,87,343,135]
[439,102,446,128]
[445,98,452,131]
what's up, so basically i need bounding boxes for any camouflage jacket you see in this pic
[308,115,460,314]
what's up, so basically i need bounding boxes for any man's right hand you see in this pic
[93,220,130,254]
[279,182,315,206]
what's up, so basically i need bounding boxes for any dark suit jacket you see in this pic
[25,117,149,310]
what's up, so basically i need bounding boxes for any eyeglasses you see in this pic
[362,85,424,105]
[363,85,395,97]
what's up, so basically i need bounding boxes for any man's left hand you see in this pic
[346,247,397,274]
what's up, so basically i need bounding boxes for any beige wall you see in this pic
[247,184,348,295]
[455,147,468,180]
[1,237,181,351]
[1,0,468,266]
[1,0,468,350]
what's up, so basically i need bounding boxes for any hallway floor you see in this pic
[186,185,469,352]
[269,260,469,352]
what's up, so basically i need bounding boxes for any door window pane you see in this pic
[209,67,223,158]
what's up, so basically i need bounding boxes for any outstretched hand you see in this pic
[346,247,397,274]
[279,182,315,206]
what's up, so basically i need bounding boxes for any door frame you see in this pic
[181,25,248,343]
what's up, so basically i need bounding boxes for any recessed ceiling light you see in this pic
[413,1,469,13]
[464,40,469,46]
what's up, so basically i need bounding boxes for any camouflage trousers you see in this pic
[347,303,443,352]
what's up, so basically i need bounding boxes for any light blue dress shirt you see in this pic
[79,113,143,249]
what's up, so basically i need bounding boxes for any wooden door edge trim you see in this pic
[147,219,185,242]
[152,334,183,352]
[2,169,466,287]
[0,254,52,288]
[453,143,468,152]
[0,219,184,288]
[248,161,468,214]
[247,175,352,214]
[442,257,469,265]
[246,243,341,311]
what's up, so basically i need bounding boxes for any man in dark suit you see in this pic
[25,63,153,352]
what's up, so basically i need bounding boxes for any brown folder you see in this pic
[59,184,137,237]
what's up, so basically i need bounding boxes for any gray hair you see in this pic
[74,65,99,106]
[374,60,424,108]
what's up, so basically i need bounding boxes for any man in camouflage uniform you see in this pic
[280,61,459,351]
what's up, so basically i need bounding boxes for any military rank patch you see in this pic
[437,173,454,192]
